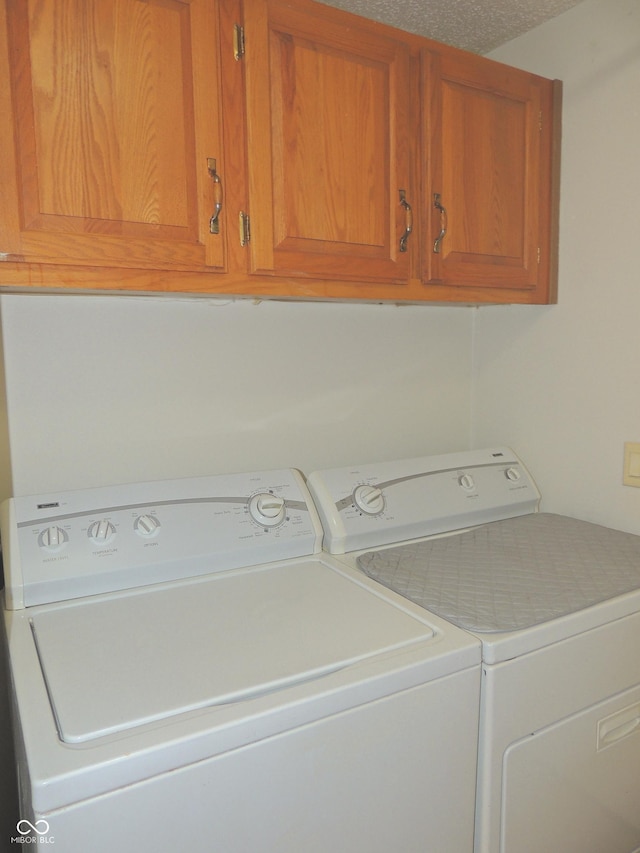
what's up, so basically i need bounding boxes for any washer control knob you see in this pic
[39,525,68,551]
[249,493,286,527]
[458,473,475,491]
[505,466,521,482]
[353,484,385,515]
[88,519,116,545]
[134,514,161,537]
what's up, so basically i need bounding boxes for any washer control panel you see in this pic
[306,447,540,554]
[2,469,321,609]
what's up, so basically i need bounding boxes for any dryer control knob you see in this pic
[88,519,116,545]
[134,514,161,537]
[505,466,521,482]
[458,473,475,491]
[353,484,385,515]
[39,525,68,551]
[249,493,286,527]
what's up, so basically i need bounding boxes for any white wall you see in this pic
[2,0,639,541]
[0,294,473,496]
[473,0,640,533]
[0,314,11,502]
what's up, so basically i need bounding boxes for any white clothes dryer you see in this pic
[307,447,640,853]
[1,468,481,853]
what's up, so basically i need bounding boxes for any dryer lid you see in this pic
[31,558,437,743]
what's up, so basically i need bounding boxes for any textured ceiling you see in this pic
[322,0,584,54]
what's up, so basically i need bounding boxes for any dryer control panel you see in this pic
[307,447,540,554]
[1,469,322,609]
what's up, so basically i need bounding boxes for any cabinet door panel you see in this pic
[244,0,414,284]
[2,0,225,271]
[423,49,559,302]
[443,82,527,264]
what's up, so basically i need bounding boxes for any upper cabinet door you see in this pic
[0,0,226,272]
[422,49,560,303]
[242,0,416,285]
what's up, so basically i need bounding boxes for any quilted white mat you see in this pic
[357,514,640,632]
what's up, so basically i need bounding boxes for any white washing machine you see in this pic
[1,467,481,852]
[307,447,640,853]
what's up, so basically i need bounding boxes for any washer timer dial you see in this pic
[248,493,287,528]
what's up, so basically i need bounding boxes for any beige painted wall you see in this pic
[0,310,12,502]
[474,0,640,533]
[0,294,473,497]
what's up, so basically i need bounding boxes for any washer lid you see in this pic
[31,558,436,744]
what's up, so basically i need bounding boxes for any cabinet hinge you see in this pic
[239,212,251,246]
[537,247,541,264]
[233,24,245,60]
[539,111,543,132]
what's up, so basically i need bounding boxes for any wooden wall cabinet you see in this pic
[241,0,417,291]
[0,0,561,303]
[0,0,227,274]
[421,48,561,304]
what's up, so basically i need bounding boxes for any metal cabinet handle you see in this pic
[207,158,223,235]
[399,190,413,253]
[433,192,447,253]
